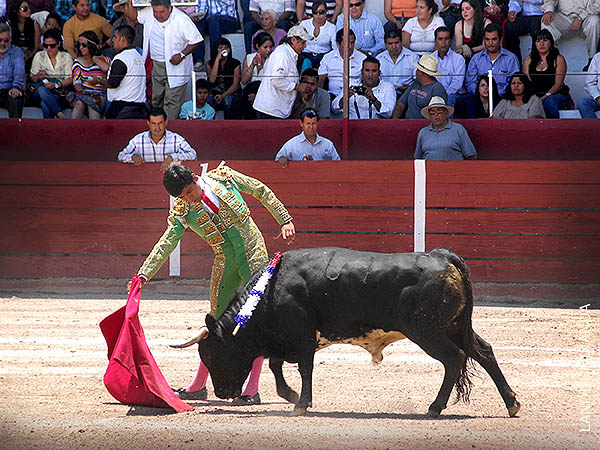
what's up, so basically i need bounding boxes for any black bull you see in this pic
[193,247,521,417]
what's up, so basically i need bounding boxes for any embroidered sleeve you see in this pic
[229,168,293,226]
[137,201,188,280]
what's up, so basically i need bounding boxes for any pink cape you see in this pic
[99,275,193,413]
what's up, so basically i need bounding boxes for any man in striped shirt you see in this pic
[117,107,197,172]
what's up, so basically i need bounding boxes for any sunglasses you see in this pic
[20,5,30,11]
[77,42,88,48]
[314,9,327,15]
[43,42,58,48]
[0,38,10,43]
[428,108,447,115]
[349,2,362,7]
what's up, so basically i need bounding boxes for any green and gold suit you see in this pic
[138,166,292,317]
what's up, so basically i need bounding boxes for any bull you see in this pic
[177,247,521,418]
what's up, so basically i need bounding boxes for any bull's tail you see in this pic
[448,253,477,404]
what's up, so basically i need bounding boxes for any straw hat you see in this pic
[421,96,454,120]
[411,54,443,78]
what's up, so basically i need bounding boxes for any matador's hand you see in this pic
[275,222,296,245]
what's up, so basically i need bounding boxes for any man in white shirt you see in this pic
[541,0,600,70]
[275,107,340,167]
[253,25,313,119]
[577,50,600,117]
[318,28,366,98]
[377,28,419,97]
[123,0,202,120]
[432,26,466,114]
[117,107,198,172]
[332,56,397,119]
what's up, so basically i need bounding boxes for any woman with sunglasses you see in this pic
[296,0,341,23]
[30,28,73,118]
[66,31,109,119]
[8,0,41,67]
[300,0,336,69]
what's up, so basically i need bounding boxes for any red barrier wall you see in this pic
[2,118,599,161]
[1,160,598,284]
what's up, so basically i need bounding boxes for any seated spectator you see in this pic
[541,0,600,71]
[275,107,340,167]
[377,28,419,96]
[454,0,490,61]
[55,0,113,25]
[206,37,242,119]
[118,107,198,172]
[290,68,330,118]
[384,0,415,33]
[481,0,509,25]
[66,30,109,119]
[0,22,25,117]
[245,0,295,54]
[62,0,111,59]
[17,0,55,14]
[9,0,41,66]
[301,0,336,69]
[432,25,466,110]
[465,23,519,98]
[190,0,238,71]
[318,28,366,98]
[504,0,543,64]
[253,25,312,119]
[43,11,62,34]
[296,0,341,23]
[241,32,274,119]
[523,28,568,118]
[415,96,477,160]
[473,74,499,117]
[30,28,73,118]
[251,10,287,51]
[493,72,545,118]
[577,51,600,118]
[180,78,216,120]
[103,24,147,120]
[335,0,384,56]
[393,53,447,119]
[332,56,396,119]
[401,0,444,54]
[439,1,462,36]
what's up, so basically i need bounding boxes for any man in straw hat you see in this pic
[392,53,447,119]
[415,96,477,160]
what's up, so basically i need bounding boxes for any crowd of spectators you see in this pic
[0,0,599,121]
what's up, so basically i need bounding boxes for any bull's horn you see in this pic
[170,326,209,348]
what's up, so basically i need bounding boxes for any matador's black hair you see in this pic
[163,163,195,198]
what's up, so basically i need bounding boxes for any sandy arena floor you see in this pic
[0,293,598,450]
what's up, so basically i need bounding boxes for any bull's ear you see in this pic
[205,314,216,329]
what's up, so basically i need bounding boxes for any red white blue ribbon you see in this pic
[234,252,283,331]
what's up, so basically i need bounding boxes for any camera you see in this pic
[354,85,367,96]
[221,49,229,57]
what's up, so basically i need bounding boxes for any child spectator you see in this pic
[180,78,216,120]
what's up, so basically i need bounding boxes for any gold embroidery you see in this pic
[171,198,189,216]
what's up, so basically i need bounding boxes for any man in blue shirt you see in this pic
[432,26,466,111]
[466,23,520,98]
[335,0,384,57]
[275,107,340,167]
[0,23,25,118]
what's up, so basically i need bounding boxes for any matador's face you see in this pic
[178,181,203,204]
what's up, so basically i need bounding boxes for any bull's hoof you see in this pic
[507,398,521,417]
[278,389,299,404]
[291,406,307,417]
[424,409,441,419]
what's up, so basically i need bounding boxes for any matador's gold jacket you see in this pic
[137,166,292,316]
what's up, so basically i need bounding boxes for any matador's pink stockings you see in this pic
[184,357,264,396]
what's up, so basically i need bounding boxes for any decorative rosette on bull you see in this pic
[233,252,283,335]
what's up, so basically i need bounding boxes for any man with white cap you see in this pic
[415,96,477,160]
[392,53,448,119]
[253,25,313,119]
